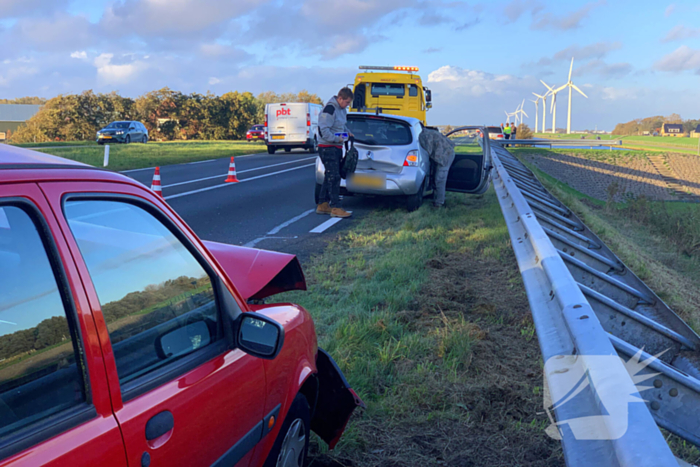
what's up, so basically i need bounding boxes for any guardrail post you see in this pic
[103,144,110,167]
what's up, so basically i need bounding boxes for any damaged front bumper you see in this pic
[312,348,365,449]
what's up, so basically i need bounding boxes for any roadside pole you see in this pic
[104,144,110,167]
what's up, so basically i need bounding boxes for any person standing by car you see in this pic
[503,123,512,147]
[512,124,517,141]
[316,87,354,218]
[419,125,455,208]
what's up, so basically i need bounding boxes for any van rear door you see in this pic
[445,127,492,194]
[267,103,308,144]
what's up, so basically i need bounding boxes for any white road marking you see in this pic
[267,209,315,235]
[119,152,268,173]
[187,159,215,165]
[165,157,316,188]
[310,217,343,233]
[243,236,298,248]
[242,209,315,247]
[121,166,154,173]
[164,163,315,200]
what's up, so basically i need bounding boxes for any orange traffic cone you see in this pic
[225,156,240,183]
[151,167,163,198]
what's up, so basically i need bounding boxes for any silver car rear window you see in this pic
[347,117,412,146]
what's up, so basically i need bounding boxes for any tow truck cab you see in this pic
[350,66,432,124]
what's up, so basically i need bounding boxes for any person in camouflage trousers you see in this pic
[419,126,455,207]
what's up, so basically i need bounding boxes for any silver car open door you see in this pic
[444,126,493,194]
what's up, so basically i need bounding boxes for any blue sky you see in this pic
[1,0,700,130]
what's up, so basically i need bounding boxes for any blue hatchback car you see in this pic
[96,121,149,144]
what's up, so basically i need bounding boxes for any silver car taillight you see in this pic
[403,150,419,167]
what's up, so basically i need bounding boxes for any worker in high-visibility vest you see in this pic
[504,123,512,137]
[503,123,512,145]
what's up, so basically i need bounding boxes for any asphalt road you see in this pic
[124,149,404,262]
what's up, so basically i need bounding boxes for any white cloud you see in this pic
[0,0,69,19]
[94,53,147,84]
[531,0,605,30]
[101,0,266,38]
[502,0,544,23]
[662,25,700,42]
[654,45,700,72]
[665,3,676,16]
[9,13,94,51]
[208,77,221,85]
[428,66,532,97]
[553,41,622,61]
[70,50,87,59]
[601,87,638,100]
[575,60,632,78]
[0,66,39,87]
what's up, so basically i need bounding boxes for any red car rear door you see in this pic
[0,182,125,467]
[43,181,271,467]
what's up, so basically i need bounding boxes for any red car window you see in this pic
[64,200,221,387]
[0,204,88,437]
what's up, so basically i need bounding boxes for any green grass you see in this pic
[533,133,700,154]
[514,152,700,331]
[11,141,96,148]
[279,190,562,465]
[14,140,267,171]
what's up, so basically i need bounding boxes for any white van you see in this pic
[265,102,322,154]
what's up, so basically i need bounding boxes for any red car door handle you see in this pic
[145,411,174,441]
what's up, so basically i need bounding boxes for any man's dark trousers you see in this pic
[319,146,342,206]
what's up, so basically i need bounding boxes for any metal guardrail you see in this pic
[500,138,623,149]
[488,142,700,466]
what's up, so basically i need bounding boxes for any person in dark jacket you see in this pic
[316,87,354,218]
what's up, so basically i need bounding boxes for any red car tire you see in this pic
[263,393,310,467]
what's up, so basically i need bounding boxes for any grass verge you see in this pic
[533,133,700,154]
[11,140,266,171]
[279,190,562,466]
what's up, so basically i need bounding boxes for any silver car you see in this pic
[314,114,492,211]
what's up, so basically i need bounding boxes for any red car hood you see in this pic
[203,241,307,301]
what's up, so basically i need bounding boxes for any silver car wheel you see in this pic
[276,418,306,467]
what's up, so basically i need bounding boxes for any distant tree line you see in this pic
[0,316,70,361]
[0,275,210,361]
[613,114,700,135]
[8,88,322,143]
[0,97,47,105]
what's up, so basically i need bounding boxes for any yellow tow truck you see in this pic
[350,66,432,124]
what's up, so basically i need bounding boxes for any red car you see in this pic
[0,145,363,467]
[246,125,265,141]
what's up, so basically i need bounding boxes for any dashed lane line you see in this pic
[242,208,317,247]
[165,157,316,188]
[310,217,343,233]
[163,163,315,200]
[119,152,269,173]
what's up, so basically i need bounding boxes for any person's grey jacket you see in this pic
[318,96,349,146]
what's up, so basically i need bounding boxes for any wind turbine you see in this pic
[532,91,548,133]
[516,99,528,126]
[531,98,539,134]
[512,102,523,125]
[551,58,588,134]
[504,110,514,124]
[541,80,561,134]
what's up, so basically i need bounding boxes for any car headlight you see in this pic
[116,131,124,135]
